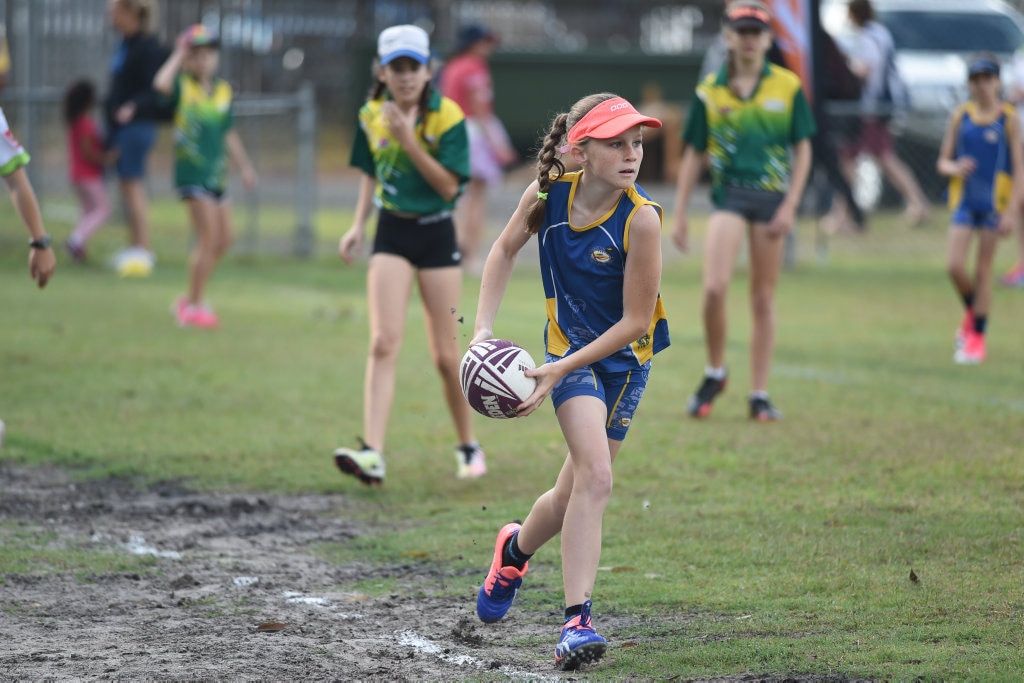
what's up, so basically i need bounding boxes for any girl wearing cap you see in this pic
[153,24,257,328]
[439,23,517,275]
[937,52,1023,364]
[335,24,486,485]
[672,0,814,422]
[470,93,669,669]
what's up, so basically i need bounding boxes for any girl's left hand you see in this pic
[381,101,418,145]
[767,202,796,239]
[515,361,566,418]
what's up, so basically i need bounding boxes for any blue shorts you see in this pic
[548,355,651,441]
[111,122,157,180]
[951,206,1000,230]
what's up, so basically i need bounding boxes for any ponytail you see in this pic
[524,113,568,234]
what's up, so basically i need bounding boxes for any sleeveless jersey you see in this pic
[947,102,1015,214]
[538,170,670,372]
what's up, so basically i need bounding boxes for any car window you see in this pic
[880,11,1024,52]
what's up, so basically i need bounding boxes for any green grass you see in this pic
[1,200,1023,679]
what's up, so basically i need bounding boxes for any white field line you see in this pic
[397,630,559,681]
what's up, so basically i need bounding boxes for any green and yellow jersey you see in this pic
[350,89,469,215]
[169,74,235,192]
[683,62,816,205]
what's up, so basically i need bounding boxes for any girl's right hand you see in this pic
[338,227,362,265]
[955,156,977,178]
[671,213,689,253]
[469,329,494,347]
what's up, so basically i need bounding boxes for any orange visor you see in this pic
[566,97,663,144]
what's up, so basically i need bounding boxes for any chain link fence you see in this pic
[5,0,1024,248]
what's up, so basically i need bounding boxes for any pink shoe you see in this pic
[955,310,974,350]
[1000,264,1024,288]
[177,303,219,328]
[189,304,219,328]
[954,331,986,364]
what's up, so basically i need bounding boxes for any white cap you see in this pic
[378,25,430,65]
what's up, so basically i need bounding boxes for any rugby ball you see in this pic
[460,339,537,419]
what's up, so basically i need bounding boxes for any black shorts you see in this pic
[373,209,461,269]
[716,185,785,224]
[179,185,227,203]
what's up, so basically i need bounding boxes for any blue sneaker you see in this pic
[476,522,528,623]
[555,600,607,670]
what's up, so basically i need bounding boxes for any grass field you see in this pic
[1,198,1023,679]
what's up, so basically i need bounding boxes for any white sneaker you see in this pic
[455,443,487,479]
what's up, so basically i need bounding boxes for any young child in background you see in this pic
[63,78,111,262]
[937,53,1023,364]
[335,24,486,485]
[470,93,668,670]
[672,0,814,421]
[153,24,257,328]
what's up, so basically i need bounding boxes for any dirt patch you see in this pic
[0,463,868,681]
[0,463,570,680]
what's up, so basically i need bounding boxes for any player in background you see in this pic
[937,54,1023,364]
[439,23,517,275]
[470,93,669,669]
[63,79,111,262]
[1,107,56,287]
[1001,44,1024,287]
[672,0,814,422]
[153,25,257,328]
[336,24,486,484]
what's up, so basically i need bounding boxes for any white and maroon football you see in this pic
[460,339,537,419]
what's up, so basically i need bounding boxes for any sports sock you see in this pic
[749,390,769,401]
[705,365,727,380]
[973,315,987,335]
[962,291,975,310]
[502,532,532,570]
[458,442,478,464]
[564,604,584,621]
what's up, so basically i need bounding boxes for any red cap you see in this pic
[566,97,662,144]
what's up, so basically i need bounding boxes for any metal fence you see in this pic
[6,0,1024,244]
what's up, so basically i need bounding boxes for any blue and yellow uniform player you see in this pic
[938,53,1024,364]
[672,0,815,421]
[469,93,668,670]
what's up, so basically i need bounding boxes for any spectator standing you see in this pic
[105,0,166,276]
[439,23,517,275]
[63,79,111,262]
[831,0,930,228]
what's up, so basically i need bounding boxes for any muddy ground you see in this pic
[0,463,854,681]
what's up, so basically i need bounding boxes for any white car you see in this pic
[822,0,1024,209]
